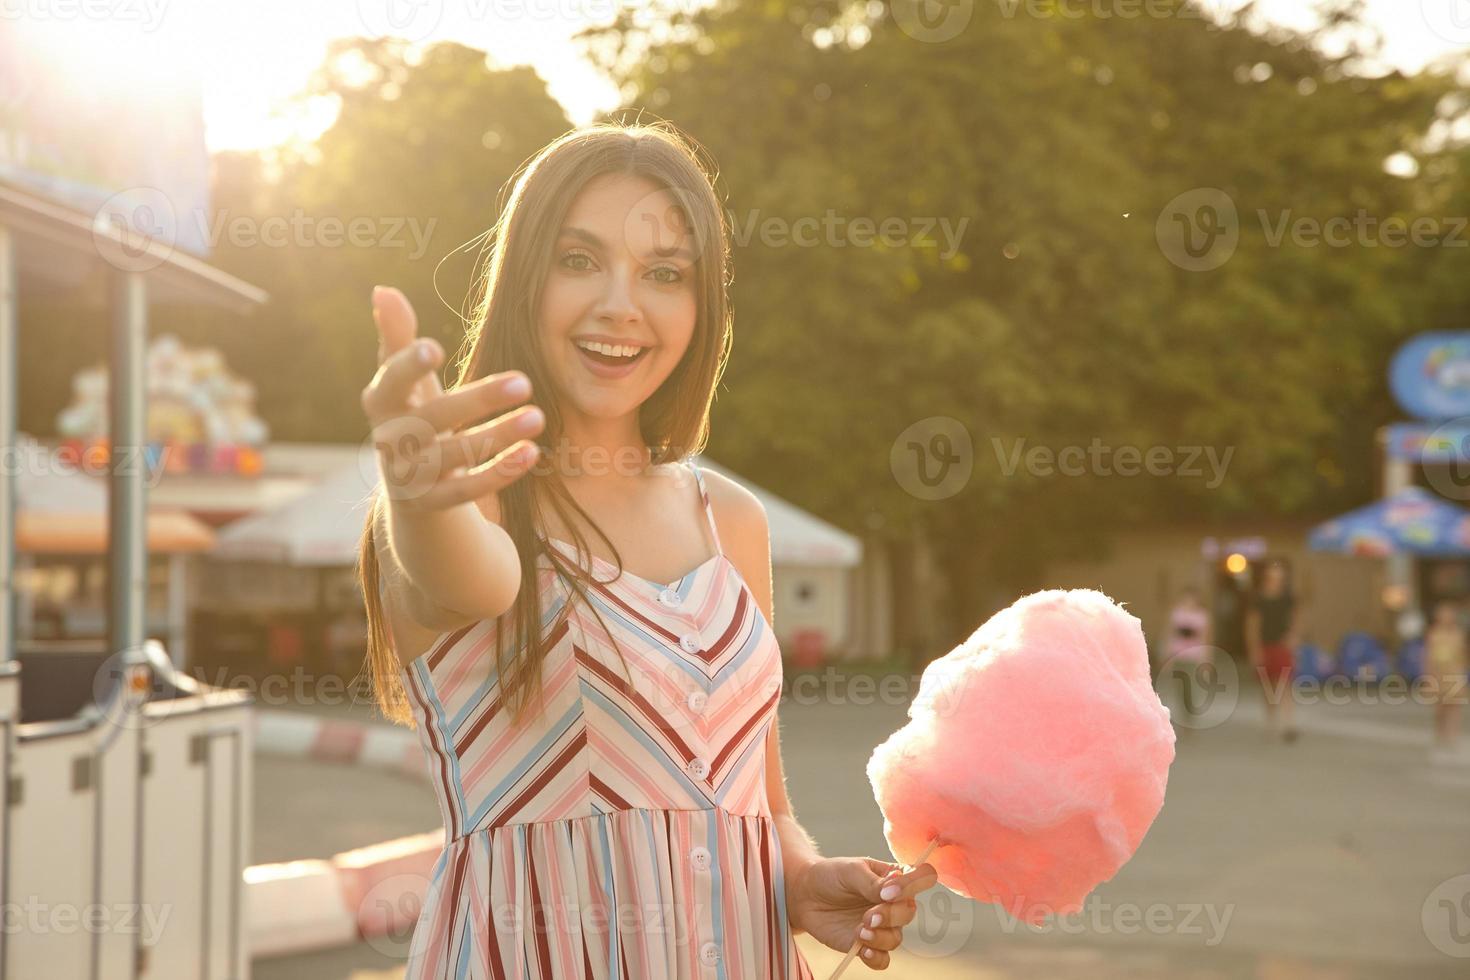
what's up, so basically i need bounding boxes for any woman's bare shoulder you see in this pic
[694,465,767,531]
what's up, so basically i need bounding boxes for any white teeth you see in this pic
[575,340,643,359]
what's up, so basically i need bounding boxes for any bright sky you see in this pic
[25,0,1470,153]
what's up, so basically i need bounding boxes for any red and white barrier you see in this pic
[247,711,441,958]
[251,708,423,779]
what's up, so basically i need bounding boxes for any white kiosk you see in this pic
[0,183,265,978]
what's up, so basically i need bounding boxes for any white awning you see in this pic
[213,446,378,567]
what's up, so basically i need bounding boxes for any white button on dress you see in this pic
[658,587,680,606]
[687,757,708,779]
[690,845,711,871]
[699,941,721,966]
[680,632,702,654]
[686,690,708,712]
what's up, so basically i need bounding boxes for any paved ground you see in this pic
[252,673,1470,979]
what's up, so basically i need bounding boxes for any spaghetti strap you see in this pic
[687,458,724,557]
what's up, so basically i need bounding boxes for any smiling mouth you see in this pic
[573,340,651,370]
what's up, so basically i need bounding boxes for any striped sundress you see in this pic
[399,459,816,980]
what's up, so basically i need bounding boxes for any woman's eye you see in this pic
[560,250,594,272]
[650,266,683,284]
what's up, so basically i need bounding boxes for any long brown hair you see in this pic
[357,121,733,728]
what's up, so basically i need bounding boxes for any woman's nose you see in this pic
[594,266,643,323]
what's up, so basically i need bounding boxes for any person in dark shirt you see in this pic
[1246,560,1299,742]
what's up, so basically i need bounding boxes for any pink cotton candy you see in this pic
[867,588,1175,924]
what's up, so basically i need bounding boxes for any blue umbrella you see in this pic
[1307,486,1470,557]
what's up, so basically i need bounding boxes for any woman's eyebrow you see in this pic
[559,225,695,262]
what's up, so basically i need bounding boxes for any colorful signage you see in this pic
[1389,332,1470,421]
[56,335,269,476]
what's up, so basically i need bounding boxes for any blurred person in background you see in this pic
[1163,586,1214,732]
[1246,560,1300,744]
[1423,599,1467,765]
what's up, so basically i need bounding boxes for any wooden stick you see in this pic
[825,837,941,980]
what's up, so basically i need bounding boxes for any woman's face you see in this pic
[538,173,699,437]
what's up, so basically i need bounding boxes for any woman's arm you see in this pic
[702,471,824,926]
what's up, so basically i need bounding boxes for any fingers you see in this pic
[433,405,545,472]
[863,897,919,932]
[362,337,444,424]
[387,439,541,512]
[373,286,445,409]
[877,862,938,903]
[853,860,936,971]
[367,363,529,437]
[416,371,533,436]
[372,285,418,365]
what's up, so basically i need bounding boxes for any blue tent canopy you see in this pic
[1308,486,1470,557]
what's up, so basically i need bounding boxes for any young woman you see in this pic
[357,123,937,978]
[1245,560,1299,743]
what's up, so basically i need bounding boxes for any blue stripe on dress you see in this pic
[706,812,728,980]
[466,700,582,830]
[579,685,708,799]
[413,657,469,836]
[596,815,622,980]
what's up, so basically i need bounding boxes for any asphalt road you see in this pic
[252,677,1470,979]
